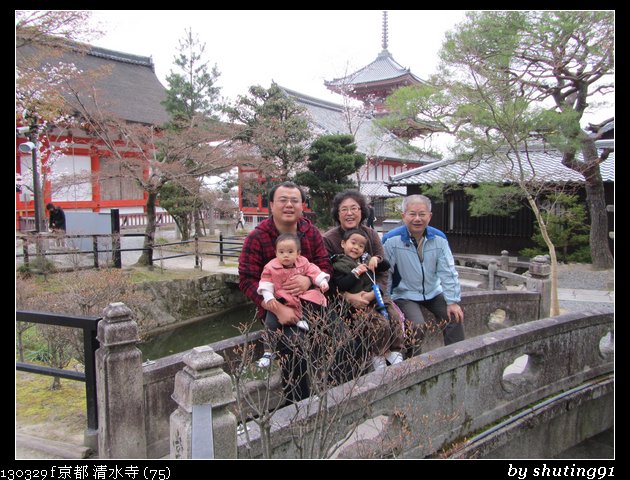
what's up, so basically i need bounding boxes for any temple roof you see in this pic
[17,40,169,126]
[360,180,406,198]
[280,86,434,165]
[387,148,615,187]
[325,49,424,91]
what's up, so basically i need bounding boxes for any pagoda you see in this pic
[324,11,425,117]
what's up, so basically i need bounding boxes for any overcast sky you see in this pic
[88,10,467,104]
[87,10,612,136]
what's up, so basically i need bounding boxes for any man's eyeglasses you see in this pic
[405,211,430,219]
[274,197,302,205]
[339,206,360,214]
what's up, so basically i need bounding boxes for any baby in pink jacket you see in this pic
[256,233,330,367]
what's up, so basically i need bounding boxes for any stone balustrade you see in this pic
[90,256,613,459]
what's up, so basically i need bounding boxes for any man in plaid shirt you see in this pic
[238,181,332,402]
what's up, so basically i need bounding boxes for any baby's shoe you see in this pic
[296,320,310,331]
[372,355,387,371]
[386,351,404,365]
[256,352,275,368]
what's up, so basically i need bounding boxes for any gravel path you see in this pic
[556,263,614,290]
[556,263,614,313]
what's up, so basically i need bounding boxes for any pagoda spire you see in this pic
[324,10,424,123]
[381,11,389,51]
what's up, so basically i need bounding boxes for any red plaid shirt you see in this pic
[238,217,333,319]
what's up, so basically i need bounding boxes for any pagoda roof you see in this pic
[325,49,425,91]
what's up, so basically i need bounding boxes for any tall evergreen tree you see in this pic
[295,134,365,226]
[383,11,614,270]
[158,28,227,241]
[225,82,312,181]
[162,28,223,127]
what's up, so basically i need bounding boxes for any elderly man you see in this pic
[382,194,464,354]
[238,181,332,402]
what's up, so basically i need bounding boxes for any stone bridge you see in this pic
[91,257,613,458]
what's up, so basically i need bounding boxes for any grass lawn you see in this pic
[16,365,87,443]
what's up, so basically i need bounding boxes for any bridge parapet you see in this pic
[236,309,613,458]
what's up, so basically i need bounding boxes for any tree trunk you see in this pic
[527,194,560,316]
[193,207,204,237]
[583,167,613,270]
[137,191,157,266]
[562,138,614,270]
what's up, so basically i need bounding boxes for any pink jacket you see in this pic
[257,255,329,313]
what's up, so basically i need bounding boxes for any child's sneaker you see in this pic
[372,355,387,371]
[256,352,275,368]
[296,320,310,331]
[386,351,404,365]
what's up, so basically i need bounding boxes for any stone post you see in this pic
[95,302,147,458]
[500,250,509,271]
[170,345,237,459]
[527,255,551,319]
[488,258,497,291]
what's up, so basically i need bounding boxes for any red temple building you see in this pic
[17,12,436,231]
[16,39,169,231]
[324,11,425,117]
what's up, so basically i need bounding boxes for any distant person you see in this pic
[330,228,405,370]
[255,233,330,368]
[382,194,464,354]
[366,202,376,229]
[46,203,66,247]
[236,210,245,230]
[47,202,66,233]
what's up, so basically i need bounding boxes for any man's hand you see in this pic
[284,274,311,296]
[447,303,464,323]
[263,300,299,326]
[274,303,300,325]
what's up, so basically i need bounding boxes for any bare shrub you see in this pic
[230,296,441,458]
[16,269,150,388]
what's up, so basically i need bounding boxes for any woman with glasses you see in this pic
[323,190,386,306]
[323,190,406,369]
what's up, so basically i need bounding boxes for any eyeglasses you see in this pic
[339,206,360,214]
[274,197,302,205]
[405,211,430,219]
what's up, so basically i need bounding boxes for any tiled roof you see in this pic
[599,120,614,135]
[280,86,435,164]
[388,149,615,186]
[359,181,406,198]
[325,50,424,87]
[588,118,614,138]
[17,42,169,126]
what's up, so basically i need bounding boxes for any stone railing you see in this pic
[139,330,263,458]
[92,255,607,459]
[119,211,175,229]
[234,309,613,458]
